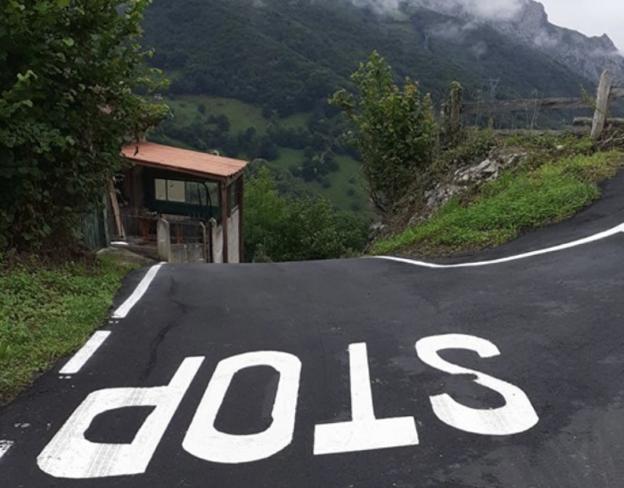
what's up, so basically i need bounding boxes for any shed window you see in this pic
[155,178,167,201]
[167,180,186,203]
[186,182,208,205]
[154,178,210,206]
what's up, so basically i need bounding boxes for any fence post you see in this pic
[591,70,613,140]
[108,180,125,240]
[442,82,463,145]
[157,218,171,262]
[200,222,210,263]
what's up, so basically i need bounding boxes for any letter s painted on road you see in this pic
[415,334,539,436]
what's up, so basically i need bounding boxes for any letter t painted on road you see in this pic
[314,343,419,455]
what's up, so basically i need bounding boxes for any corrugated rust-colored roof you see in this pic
[121,142,248,180]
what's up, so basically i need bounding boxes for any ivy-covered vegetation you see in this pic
[0,0,167,252]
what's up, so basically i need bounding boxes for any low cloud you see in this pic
[350,0,527,21]
[458,0,525,20]
[470,40,489,59]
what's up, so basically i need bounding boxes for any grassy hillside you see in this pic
[373,146,624,256]
[267,151,368,213]
[167,96,275,134]
[151,96,370,214]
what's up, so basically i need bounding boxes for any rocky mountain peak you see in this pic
[483,0,624,83]
[513,0,548,29]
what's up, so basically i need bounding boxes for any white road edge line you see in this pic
[373,223,624,269]
[0,440,14,460]
[112,263,164,319]
[59,331,112,375]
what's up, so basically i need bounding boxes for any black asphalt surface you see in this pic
[2,181,624,487]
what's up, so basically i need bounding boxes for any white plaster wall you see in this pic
[210,209,240,264]
[228,209,240,264]
[211,223,224,264]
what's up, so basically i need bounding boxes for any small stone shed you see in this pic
[115,141,248,263]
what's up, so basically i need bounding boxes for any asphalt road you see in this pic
[2,176,624,487]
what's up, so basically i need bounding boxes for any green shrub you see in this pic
[244,168,368,261]
[0,0,168,252]
[330,51,437,212]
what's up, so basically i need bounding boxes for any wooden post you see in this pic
[591,70,613,140]
[108,179,125,240]
[448,82,463,138]
[442,82,463,145]
[238,177,245,263]
[220,181,229,264]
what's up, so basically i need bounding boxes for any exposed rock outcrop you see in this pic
[414,148,528,225]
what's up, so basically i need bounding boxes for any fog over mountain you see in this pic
[350,0,624,81]
[144,0,624,120]
[351,0,525,20]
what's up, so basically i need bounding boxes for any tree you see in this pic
[330,51,437,213]
[0,0,168,251]
[244,167,368,262]
[213,114,231,132]
[299,150,339,183]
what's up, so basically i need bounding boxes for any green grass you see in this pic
[161,96,370,215]
[167,95,309,135]
[269,146,304,169]
[0,257,135,404]
[280,112,310,129]
[168,95,270,134]
[373,150,624,255]
[307,155,369,214]
[268,148,369,213]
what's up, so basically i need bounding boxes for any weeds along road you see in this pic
[2,173,624,487]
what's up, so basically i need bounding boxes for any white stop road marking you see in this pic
[36,335,539,480]
[0,440,14,460]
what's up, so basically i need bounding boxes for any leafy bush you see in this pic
[330,51,437,212]
[0,0,168,251]
[244,168,368,261]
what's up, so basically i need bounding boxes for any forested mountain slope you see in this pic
[143,0,592,116]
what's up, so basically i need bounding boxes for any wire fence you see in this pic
[455,70,624,134]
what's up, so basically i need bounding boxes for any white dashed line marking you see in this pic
[112,263,164,319]
[0,440,14,460]
[59,331,112,375]
[375,223,624,269]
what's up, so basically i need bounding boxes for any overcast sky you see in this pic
[540,0,624,51]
